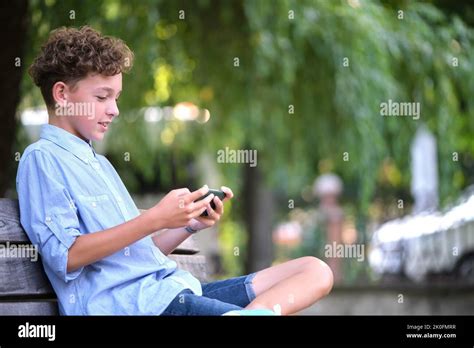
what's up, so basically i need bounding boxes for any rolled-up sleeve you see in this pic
[16,150,83,282]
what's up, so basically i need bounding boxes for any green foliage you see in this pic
[20,0,474,276]
[216,201,247,278]
[23,0,474,202]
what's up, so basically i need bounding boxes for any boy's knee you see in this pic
[302,256,334,296]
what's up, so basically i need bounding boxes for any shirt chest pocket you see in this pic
[75,194,121,230]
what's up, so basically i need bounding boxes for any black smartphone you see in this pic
[194,189,226,217]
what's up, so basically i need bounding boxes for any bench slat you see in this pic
[0,199,29,242]
[0,249,55,297]
[168,254,208,282]
[0,301,58,315]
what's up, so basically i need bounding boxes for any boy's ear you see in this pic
[52,81,69,108]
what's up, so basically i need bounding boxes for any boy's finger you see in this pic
[192,193,214,212]
[205,203,220,220]
[185,185,209,203]
[213,196,224,215]
[174,188,191,196]
[221,186,234,201]
[191,199,214,219]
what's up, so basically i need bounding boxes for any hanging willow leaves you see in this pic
[20,0,474,212]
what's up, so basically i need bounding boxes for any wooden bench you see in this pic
[0,198,208,315]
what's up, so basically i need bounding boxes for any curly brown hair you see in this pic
[29,26,134,109]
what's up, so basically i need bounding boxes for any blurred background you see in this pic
[1,0,474,314]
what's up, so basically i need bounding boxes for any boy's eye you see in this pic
[96,96,107,101]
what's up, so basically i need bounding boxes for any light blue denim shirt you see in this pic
[16,124,202,315]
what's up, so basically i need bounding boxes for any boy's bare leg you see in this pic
[245,256,333,315]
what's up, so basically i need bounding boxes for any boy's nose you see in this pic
[106,101,119,118]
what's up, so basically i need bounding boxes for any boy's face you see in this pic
[53,73,122,142]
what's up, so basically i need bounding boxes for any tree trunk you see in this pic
[0,0,28,197]
[243,164,275,273]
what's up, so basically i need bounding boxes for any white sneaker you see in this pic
[222,309,278,316]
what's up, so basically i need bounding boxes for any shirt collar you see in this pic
[40,124,97,163]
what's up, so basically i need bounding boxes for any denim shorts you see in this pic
[161,273,257,316]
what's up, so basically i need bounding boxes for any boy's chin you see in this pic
[88,131,106,142]
[92,134,105,142]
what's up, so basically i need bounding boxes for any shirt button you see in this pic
[91,202,97,207]
[45,216,51,222]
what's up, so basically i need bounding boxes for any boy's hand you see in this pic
[149,185,214,230]
[188,186,234,232]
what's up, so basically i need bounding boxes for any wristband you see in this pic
[185,225,198,234]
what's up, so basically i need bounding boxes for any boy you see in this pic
[17,26,333,315]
